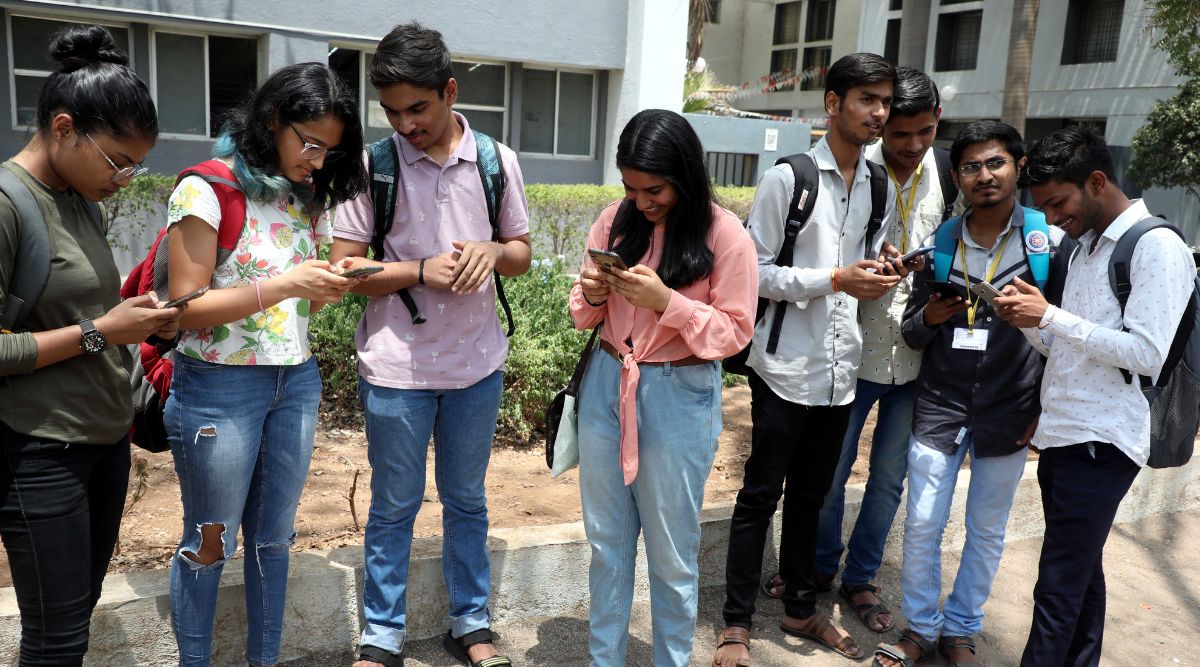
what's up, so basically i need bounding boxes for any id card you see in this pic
[952,327,988,351]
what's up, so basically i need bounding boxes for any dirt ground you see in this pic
[0,384,880,586]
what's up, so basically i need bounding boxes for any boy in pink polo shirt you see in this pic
[330,22,530,667]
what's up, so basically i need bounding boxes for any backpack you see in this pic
[367,130,515,335]
[119,160,247,452]
[933,206,1052,292]
[0,167,102,333]
[1105,217,1199,469]
[932,147,959,222]
[723,153,888,375]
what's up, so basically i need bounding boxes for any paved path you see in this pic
[285,509,1199,666]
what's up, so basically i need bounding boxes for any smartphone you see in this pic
[926,280,965,300]
[161,286,209,309]
[900,245,936,265]
[970,280,1005,307]
[341,265,384,278]
[587,248,628,273]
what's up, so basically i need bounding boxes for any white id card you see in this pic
[952,327,988,351]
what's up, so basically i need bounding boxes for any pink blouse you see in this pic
[569,201,759,484]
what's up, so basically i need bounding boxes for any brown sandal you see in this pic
[761,571,835,599]
[713,626,751,666]
[838,582,894,633]
[780,611,866,661]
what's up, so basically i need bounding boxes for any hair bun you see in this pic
[50,25,128,72]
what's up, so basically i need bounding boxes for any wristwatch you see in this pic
[79,319,108,355]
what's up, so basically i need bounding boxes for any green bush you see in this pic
[310,293,369,427]
[102,173,174,252]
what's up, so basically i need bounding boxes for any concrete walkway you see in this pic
[285,509,1199,666]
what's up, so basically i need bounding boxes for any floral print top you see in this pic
[167,174,331,365]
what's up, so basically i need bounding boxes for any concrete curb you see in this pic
[2,460,1196,666]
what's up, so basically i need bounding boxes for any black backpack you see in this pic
[722,153,888,375]
[367,130,515,335]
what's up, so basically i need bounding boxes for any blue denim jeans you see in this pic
[578,350,722,667]
[815,379,914,585]
[900,432,1027,642]
[357,370,503,656]
[165,355,321,667]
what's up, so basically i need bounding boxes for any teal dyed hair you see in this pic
[212,131,297,204]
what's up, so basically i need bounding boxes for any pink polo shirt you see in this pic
[569,201,759,483]
[334,113,529,389]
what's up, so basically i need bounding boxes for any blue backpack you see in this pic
[933,206,1052,291]
[367,130,513,335]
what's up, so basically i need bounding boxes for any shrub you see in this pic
[102,173,174,253]
[310,293,369,427]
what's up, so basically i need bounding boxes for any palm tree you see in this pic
[1001,0,1040,136]
[687,0,710,67]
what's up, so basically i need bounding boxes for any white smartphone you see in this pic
[970,280,1005,307]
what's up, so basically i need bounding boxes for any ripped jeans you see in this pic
[165,354,320,666]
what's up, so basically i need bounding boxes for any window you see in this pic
[1062,0,1124,64]
[890,0,904,9]
[519,68,595,157]
[455,61,509,142]
[706,152,759,187]
[805,0,837,42]
[934,10,982,71]
[884,19,901,64]
[770,49,798,92]
[800,47,831,91]
[939,0,978,4]
[774,2,801,45]
[153,30,257,137]
[9,16,131,127]
[707,0,722,24]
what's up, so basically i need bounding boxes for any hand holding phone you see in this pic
[900,245,936,265]
[926,280,965,300]
[161,286,209,309]
[970,280,1005,307]
[340,265,384,279]
[587,248,628,274]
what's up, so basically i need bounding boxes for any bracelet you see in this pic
[831,266,841,293]
[255,281,266,312]
[583,294,607,307]
[1038,306,1056,330]
[418,258,426,286]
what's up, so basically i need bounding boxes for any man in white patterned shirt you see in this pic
[993,125,1194,667]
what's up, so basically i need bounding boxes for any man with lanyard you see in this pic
[994,125,1193,667]
[873,121,1072,667]
[800,65,959,636]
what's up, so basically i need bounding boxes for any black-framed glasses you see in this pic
[85,133,148,184]
[287,121,344,162]
[958,157,1011,177]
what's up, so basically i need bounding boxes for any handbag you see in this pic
[545,326,600,477]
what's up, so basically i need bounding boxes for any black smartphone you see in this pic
[161,286,209,309]
[587,248,628,273]
[341,265,384,278]
[900,245,936,265]
[926,280,966,300]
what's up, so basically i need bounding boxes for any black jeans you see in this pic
[1020,442,1140,667]
[0,423,130,666]
[722,372,852,626]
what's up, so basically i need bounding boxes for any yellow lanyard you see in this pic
[959,228,1013,331]
[887,163,923,253]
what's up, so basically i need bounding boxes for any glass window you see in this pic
[934,10,982,71]
[805,0,837,42]
[208,36,257,136]
[155,33,207,135]
[520,69,556,153]
[800,46,831,91]
[774,2,801,45]
[707,0,722,24]
[455,62,506,107]
[1062,0,1124,64]
[770,49,798,92]
[557,72,593,156]
[519,68,596,156]
[884,19,901,64]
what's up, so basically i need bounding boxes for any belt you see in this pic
[599,339,708,367]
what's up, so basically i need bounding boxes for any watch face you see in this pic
[81,328,107,355]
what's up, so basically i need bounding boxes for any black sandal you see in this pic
[442,629,514,667]
[838,582,894,633]
[938,635,983,667]
[760,571,835,599]
[356,644,404,667]
[872,628,935,667]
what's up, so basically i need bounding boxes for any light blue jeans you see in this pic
[357,370,504,656]
[166,355,321,667]
[815,378,914,585]
[900,432,1027,642]
[578,350,722,667]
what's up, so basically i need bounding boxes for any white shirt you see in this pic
[858,144,947,385]
[1022,199,1194,465]
[746,136,896,406]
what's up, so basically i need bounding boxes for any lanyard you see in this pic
[887,163,923,253]
[959,228,1013,331]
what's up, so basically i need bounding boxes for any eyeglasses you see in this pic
[958,157,1011,177]
[287,121,344,162]
[85,133,148,184]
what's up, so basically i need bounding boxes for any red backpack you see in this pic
[121,160,246,452]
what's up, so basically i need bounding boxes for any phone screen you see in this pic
[342,265,384,278]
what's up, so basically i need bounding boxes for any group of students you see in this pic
[0,21,1187,667]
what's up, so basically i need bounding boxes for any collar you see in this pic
[865,141,939,191]
[952,199,1025,246]
[1098,199,1152,244]
[812,135,871,183]
[396,111,476,166]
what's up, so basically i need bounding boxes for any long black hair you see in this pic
[216,62,367,211]
[611,109,714,289]
[38,24,157,140]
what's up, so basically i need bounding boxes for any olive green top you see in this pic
[0,161,133,444]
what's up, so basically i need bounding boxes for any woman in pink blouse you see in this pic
[569,109,759,667]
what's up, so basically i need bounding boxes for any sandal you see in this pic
[442,629,514,667]
[938,635,983,667]
[761,571,835,599]
[356,644,404,667]
[872,629,935,667]
[780,610,865,661]
[838,582,894,633]
[712,626,752,666]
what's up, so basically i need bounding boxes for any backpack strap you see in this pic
[473,130,514,337]
[1110,217,1184,385]
[933,215,963,283]
[933,148,958,221]
[1020,206,1051,292]
[158,161,248,298]
[865,160,888,259]
[763,154,820,354]
[368,137,426,325]
[0,168,50,332]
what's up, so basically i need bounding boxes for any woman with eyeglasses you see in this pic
[0,25,180,665]
[163,62,367,666]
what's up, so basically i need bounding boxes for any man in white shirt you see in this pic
[714,52,907,667]
[993,125,1194,667]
